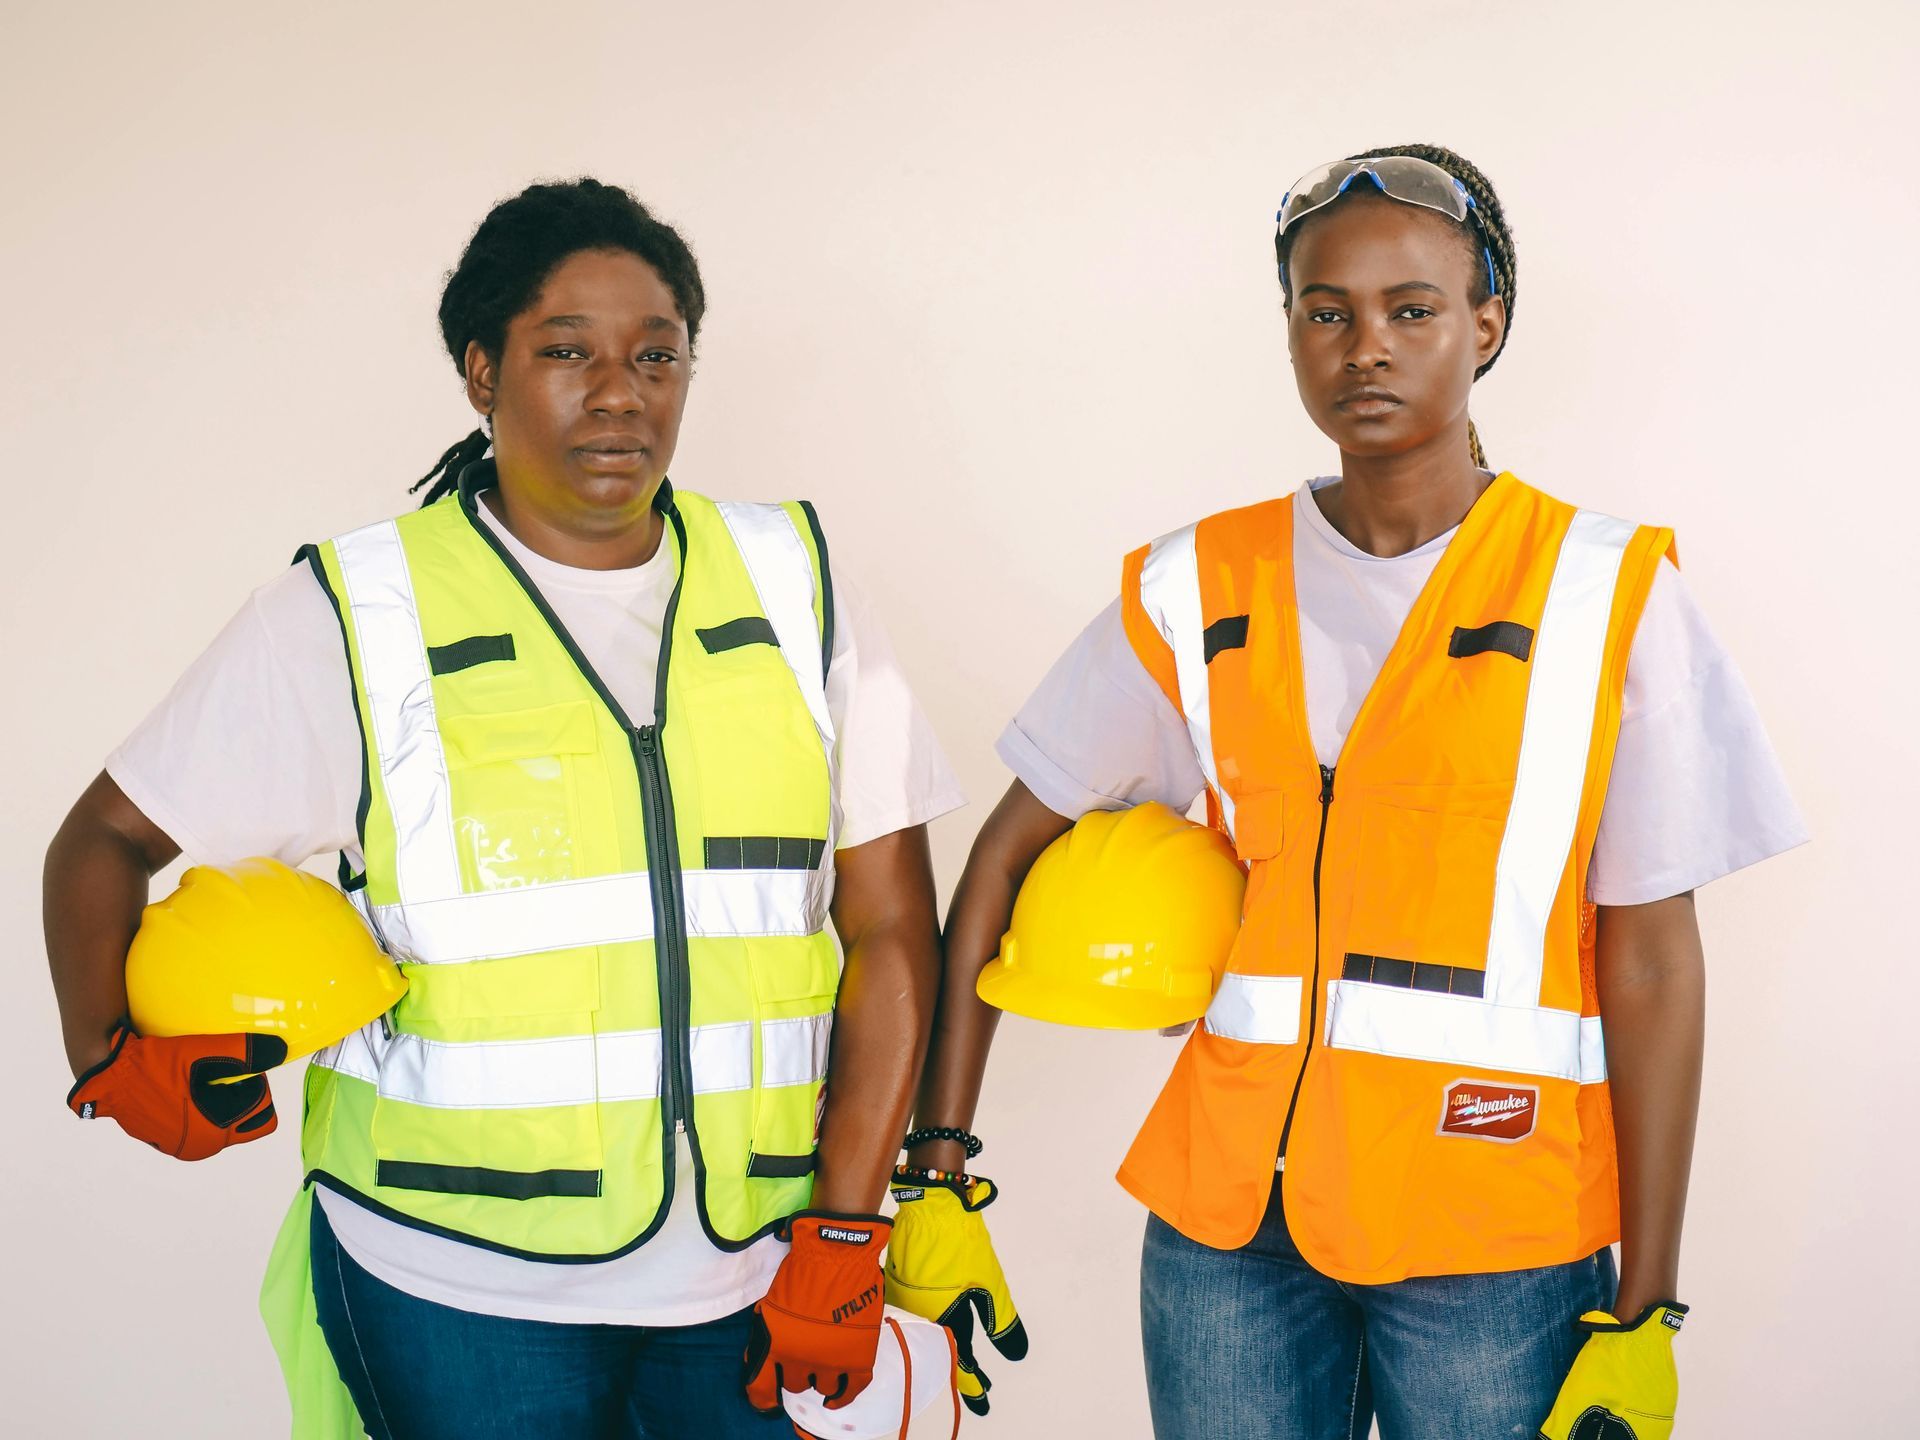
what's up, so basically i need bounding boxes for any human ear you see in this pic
[1474,294,1508,370]
[463,340,499,420]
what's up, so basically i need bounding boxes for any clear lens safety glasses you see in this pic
[1276,155,1498,296]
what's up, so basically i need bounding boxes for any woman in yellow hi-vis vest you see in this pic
[45,179,966,1438]
[900,146,1805,1436]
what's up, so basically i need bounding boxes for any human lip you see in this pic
[574,437,649,469]
[1334,386,1402,416]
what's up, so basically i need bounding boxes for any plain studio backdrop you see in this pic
[3,2,1912,1434]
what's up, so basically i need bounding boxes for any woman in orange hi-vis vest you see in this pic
[900,145,1806,1436]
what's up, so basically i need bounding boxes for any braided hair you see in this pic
[1275,144,1516,468]
[412,178,708,506]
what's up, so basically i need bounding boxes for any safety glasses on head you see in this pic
[1276,154,1499,298]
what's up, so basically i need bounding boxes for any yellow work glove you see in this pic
[1540,1300,1688,1440]
[882,1172,1028,1416]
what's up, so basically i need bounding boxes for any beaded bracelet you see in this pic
[903,1125,983,1159]
[894,1162,972,1187]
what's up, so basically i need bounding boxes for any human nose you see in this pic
[1344,312,1392,372]
[584,355,646,415]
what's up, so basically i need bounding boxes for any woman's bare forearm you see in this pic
[44,772,180,1077]
[1595,891,1705,1320]
[907,782,1071,1173]
[812,826,942,1213]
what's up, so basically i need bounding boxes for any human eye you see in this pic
[1395,306,1436,321]
[541,345,586,360]
[639,349,679,365]
[1307,309,1345,325]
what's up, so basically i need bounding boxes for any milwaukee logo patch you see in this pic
[1437,1079,1538,1142]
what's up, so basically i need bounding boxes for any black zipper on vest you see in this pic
[1276,762,1335,1169]
[451,466,695,1180]
[635,723,692,1134]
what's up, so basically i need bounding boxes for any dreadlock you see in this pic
[1275,143,1516,469]
[411,178,708,506]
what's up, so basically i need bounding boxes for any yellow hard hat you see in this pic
[977,802,1245,1031]
[126,857,406,1060]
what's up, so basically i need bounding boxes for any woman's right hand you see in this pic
[67,1021,288,1160]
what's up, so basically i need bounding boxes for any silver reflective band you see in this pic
[761,1014,833,1089]
[1323,980,1607,1084]
[1138,524,1237,839]
[372,869,828,964]
[714,501,836,753]
[313,1012,835,1110]
[1484,510,1636,1009]
[334,520,462,907]
[1204,973,1304,1045]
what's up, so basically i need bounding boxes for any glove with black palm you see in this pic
[882,1172,1027,1416]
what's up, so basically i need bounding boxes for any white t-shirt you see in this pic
[998,479,1807,904]
[107,492,966,1326]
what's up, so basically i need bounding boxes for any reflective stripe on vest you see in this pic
[1137,523,1237,840]
[1204,973,1303,1045]
[367,868,824,964]
[715,500,836,753]
[320,1012,832,1109]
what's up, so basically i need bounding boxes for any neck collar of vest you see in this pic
[450,456,679,522]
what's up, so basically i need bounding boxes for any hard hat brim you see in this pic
[977,960,1211,1032]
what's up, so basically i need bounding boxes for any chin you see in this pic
[567,466,659,511]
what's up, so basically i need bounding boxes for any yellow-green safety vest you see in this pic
[302,466,841,1255]
[262,467,842,1433]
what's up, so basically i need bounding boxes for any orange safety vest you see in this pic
[1115,473,1674,1284]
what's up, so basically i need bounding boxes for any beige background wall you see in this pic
[4,1,1912,1433]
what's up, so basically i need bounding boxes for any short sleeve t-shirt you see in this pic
[997,479,1807,905]
[107,492,966,1325]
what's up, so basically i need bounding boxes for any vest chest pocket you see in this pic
[675,668,831,845]
[441,701,602,890]
[1343,796,1503,985]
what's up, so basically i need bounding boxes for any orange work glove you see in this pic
[67,1021,287,1160]
[744,1211,893,1412]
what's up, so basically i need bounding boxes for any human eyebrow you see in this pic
[533,313,683,335]
[1385,281,1445,296]
[1298,283,1347,298]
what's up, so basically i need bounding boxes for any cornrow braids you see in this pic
[1275,143,1517,468]
[411,178,707,506]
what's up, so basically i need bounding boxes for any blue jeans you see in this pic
[1140,1179,1615,1439]
[309,1201,790,1440]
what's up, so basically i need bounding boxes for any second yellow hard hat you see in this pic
[977,802,1245,1031]
[125,857,406,1059]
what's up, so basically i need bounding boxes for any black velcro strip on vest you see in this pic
[746,1151,818,1179]
[697,616,779,654]
[1203,614,1251,663]
[376,1160,603,1201]
[704,836,828,871]
[1342,952,1487,999]
[427,633,517,676]
[1448,621,1534,662]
